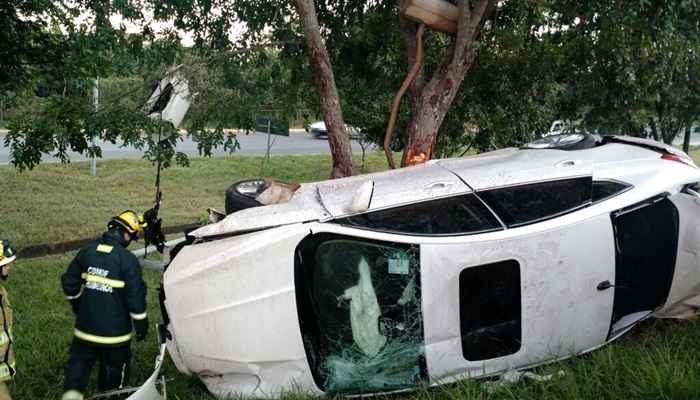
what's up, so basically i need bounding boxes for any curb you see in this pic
[18,223,199,259]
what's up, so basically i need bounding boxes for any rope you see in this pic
[383,23,425,169]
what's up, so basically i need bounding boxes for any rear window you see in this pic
[460,260,522,361]
[334,194,502,235]
[478,177,592,227]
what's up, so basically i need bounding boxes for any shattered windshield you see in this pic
[295,234,425,394]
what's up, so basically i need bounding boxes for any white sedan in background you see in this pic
[307,121,361,139]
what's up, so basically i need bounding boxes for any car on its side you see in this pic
[158,134,700,399]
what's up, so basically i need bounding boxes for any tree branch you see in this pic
[452,0,472,63]
[453,0,491,67]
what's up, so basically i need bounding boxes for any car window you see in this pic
[334,194,502,235]
[295,234,426,393]
[592,180,631,202]
[478,177,592,227]
[460,260,522,361]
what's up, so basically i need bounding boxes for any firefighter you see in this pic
[0,240,17,400]
[61,211,149,400]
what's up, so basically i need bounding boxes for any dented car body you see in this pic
[160,136,700,398]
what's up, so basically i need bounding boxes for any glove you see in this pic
[69,298,80,314]
[134,317,149,341]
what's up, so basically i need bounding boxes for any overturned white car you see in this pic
[159,135,700,398]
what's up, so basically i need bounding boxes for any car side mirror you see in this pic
[350,181,374,213]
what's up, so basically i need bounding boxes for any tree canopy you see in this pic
[1,0,698,171]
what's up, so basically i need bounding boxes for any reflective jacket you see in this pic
[0,285,15,382]
[61,231,147,346]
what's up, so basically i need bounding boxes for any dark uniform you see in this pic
[0,240,17,400]
[61,230,148,399]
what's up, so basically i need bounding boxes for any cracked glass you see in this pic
[295,234,425,394]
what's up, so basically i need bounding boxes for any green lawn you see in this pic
[3,149,700,399]
[0,152,392,249]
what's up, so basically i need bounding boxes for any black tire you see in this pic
[225,181,264,214]
[556,134,599,150]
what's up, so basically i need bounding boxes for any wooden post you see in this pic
[91,78,98,176]
[402,0,459,34]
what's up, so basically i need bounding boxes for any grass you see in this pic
[2,148,700,399]
[7,256,700,399]
[0,152,393,249]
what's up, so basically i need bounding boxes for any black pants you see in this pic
[64,338,132,394]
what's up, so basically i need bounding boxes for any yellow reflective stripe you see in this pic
[0,329,12,346]
[96,244,113,253]
[74,329,132,345]
[81,273,125,288]
[130,312,147,320]
[62,389,84,400]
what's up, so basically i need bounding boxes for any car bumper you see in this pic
[124,342,167,400]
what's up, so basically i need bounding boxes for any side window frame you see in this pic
[477,176,594,228]
[332,193,504,237]
[592,179,633,203]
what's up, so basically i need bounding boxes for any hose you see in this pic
[383,23,426,169]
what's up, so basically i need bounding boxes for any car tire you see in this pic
[525,134,600,151]
[225,182,263,215]
[556,134,599,150]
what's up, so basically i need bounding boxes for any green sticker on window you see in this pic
[388,258,410,275]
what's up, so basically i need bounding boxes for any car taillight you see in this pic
[661,153,693,167]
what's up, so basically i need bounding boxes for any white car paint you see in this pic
[159,136,700,399]
[144,65,191,129]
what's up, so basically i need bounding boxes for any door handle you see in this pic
[597,280,613,291]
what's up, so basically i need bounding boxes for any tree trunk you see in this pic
[399,0,493,167]
[683,124,691,154]
[402,60,473,165]
[294,0,358,178]
[649,118,660,141]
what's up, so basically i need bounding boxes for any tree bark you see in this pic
[294,0,358,178]
[400,0,493,167]
[683,124,691,154]
[648,117,660,141]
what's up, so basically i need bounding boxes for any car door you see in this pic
[607,195,679,337]
[421,213,616,382]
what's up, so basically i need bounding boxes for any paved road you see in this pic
[672,133,700,147]
[0,130,370,163]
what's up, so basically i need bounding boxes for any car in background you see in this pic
[307,121,361,139]
[159,134,700,399]
[307,121,328,139]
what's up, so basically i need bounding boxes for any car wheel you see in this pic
[524,134,600,151]
[225,180,266,214]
